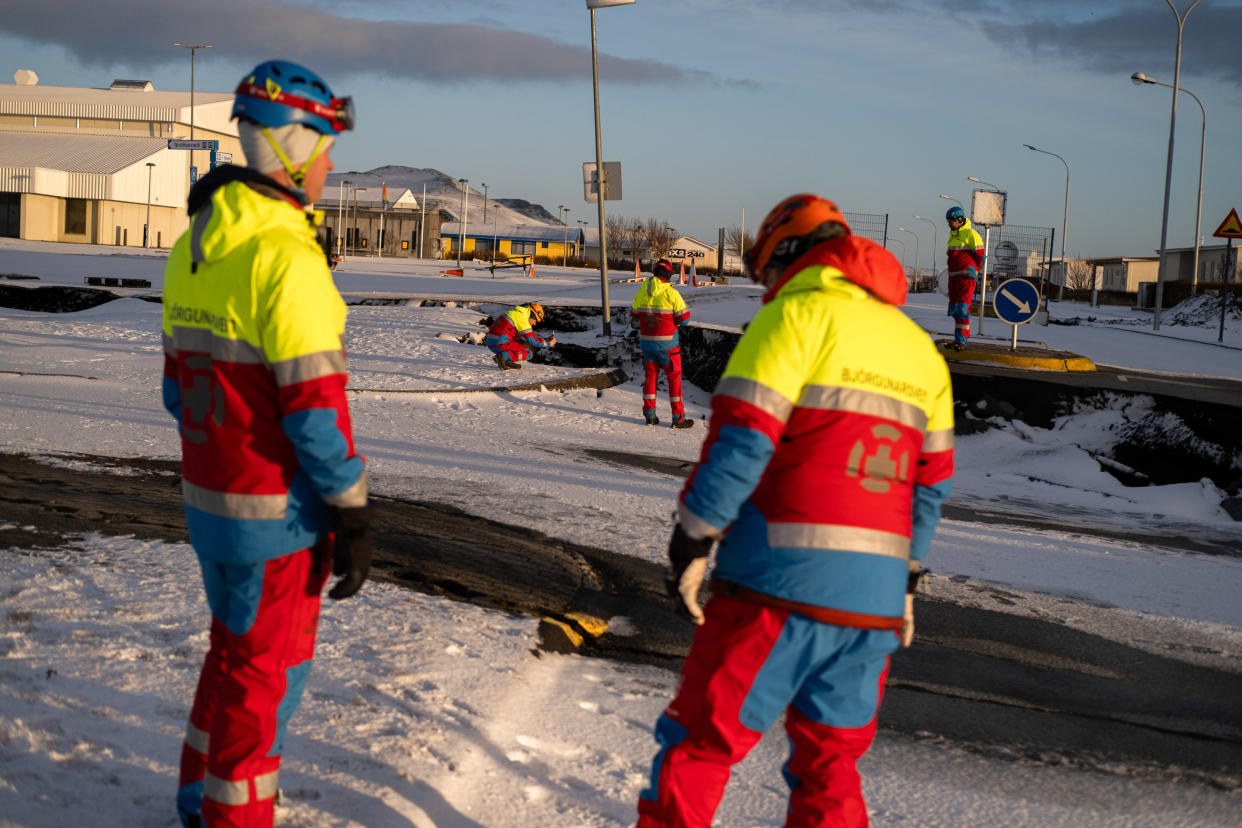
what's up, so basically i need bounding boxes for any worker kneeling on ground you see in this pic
[486,302,555,370]
[630,258,693,427]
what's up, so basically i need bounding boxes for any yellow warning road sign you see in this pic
[1212,207,1242,239]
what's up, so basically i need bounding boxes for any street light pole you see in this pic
[173,42,211,185]
[897,227,919,289]
[562,207,571,266]
[913,215,938,283]
[481,182,488,226]
[1023,145,1071,300]
[1132,71,1206,296]
[457,178,468,269]
[144,162,156,248]
[1150,0,1203,330]
[885,236,906,272]
[337,179,350,261]
[938,194,963,210]
[586,0,635,337]
[577,219,587,258]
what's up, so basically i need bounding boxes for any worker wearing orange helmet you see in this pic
[485,302,555,369]
[636,194,955,828]
[630,258,693,427]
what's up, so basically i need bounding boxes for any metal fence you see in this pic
[985,223,1056,293]
[844,211,888,247]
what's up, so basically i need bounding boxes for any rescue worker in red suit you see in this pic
[636,194,955,828]
[630,258,694,428]
[486,302,555,369]
[162,60,371,828]
[944,206,984,349]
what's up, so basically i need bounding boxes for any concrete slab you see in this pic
[938,339,1096,372]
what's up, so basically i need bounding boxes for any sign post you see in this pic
[168,139,221,183]
[1212,208,1242,342]
[992,278,1041,350]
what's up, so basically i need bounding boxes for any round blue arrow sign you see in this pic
[993,278,1041,324]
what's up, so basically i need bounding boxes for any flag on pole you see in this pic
[381,183,390,214]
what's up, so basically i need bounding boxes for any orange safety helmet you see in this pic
[527,302,545,324]
[745,194,851,284]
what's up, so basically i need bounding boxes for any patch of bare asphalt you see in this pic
[1,450,1239,789]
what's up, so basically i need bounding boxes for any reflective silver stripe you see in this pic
[639,334,676,341]
[635,307,675,314]
[322,472,367,509]
[768,523,910,560]
[189,205,214,264]
[643,394,656,400]
[183,480,287,520]
[670,396,682,402]
[204,773,250,806]
[254,770,280,801]
[272,350,347,387]
[798,385,928,431]
[924,427,954,453]
[714,376,794,422]
[184,722,209,754]
[170,327,266,364]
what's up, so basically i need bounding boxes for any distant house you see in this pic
[441,221,581,262]
[1156,244,1239,286]
[313,185,440,258]
[1086,257,1159,293]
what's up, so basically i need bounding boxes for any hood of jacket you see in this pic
[183,165,323,266]
[763,235,907,306]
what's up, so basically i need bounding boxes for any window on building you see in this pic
[475,238,494,252]
[540,241,548,249]
[64,199,87,235]
[511,240,535,255]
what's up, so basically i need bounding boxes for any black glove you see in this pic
[328,504,373,600]
[664,524,715,625]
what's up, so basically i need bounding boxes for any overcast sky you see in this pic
[2,0,1241,260]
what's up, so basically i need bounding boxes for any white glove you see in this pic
[900,593,915,648]
[672,557,708,625]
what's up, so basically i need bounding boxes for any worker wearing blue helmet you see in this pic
[944,206,984,349]
[166,59,369,828]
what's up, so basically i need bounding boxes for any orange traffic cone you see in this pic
[529,257,537,278]
[679,260,686,285]
[689,258,698,287]
[634,259,641,281]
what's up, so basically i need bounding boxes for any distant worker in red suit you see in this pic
[486,302,555,370]
[944,206,984,350]
[630,258,694,428]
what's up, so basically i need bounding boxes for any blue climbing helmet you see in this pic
[232,59,354,135]
[945,206,966,223]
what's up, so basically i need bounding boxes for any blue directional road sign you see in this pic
[993,278,1041,325]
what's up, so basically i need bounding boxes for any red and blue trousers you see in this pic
[637,594,898,828]
[177,541,329,828]
[640,342,685,424]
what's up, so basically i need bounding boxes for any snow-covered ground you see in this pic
[1,240,1240,826]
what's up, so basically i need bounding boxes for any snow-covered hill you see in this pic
[327,165,560,226]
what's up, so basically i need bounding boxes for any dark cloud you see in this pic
[0,0,715,86]
[975,5,1242,89]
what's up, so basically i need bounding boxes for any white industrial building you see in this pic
[0,71,241,248]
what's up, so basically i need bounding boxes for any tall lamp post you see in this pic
[1023,145,1071,300]
[912,215,938,282]
[1132,71,1206,296]
[561,206,571,266]
[938,194,963,210]
[885,236,906,273]
[1149,0,1203,330]
[144,162,156,248]
[173,42,211,185]
[586,0,635,337]
[337,179,351,261]
[481,182,488,226]
[577,219,588,258]
[897,226,920,288]
[456,178,468,269]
